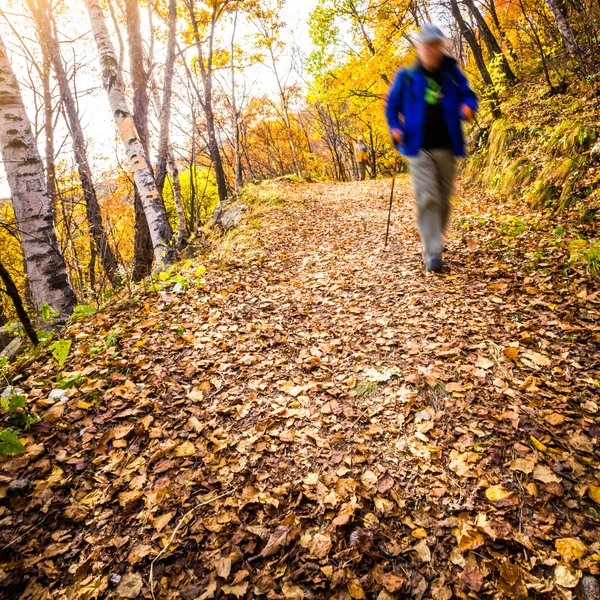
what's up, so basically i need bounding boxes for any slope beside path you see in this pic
[1,178,599,600]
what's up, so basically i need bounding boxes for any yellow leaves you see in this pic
[281,582,304,600]
[530,435,547,452]
[587,485,600,504]
[485,484,511,502]
[555,538,588,563]
[347,579,366,599]
[503,346,519,360]
[303,473,320,487]
[411,528,427,539]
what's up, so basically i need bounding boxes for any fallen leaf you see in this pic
[510,458,536,474]
[175,440,196,457]
[348,579,367,599]
[588,485,600,504]
[215,556,232,579]
[118,490,143,508]
[555,538,588,563]
[260,525,292,557]
[116,572,143,598]
[153,512,174,533]
[533,464,560,484]
[485,484,511,502]
[475,356,494,370]
[308,532,332,559]
[411,528,427,539]
[220,582,248,598]
[413,539,431,562]
[555,564,582,588]
[282,582,304,600]
[382,572,404,592]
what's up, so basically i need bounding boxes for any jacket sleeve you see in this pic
[385,70,405,132]
[454,66,478,112]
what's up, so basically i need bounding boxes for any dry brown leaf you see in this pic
[382,572,404,592]
[308,532,332,559]
[533,464,560,484]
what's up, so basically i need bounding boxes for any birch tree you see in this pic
[28,0,121,288]
[543,0,582,60]
[0,32,76,320]
[83,0,173,270]
[155,0,187,246]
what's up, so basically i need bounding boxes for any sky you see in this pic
[0,0,320,198]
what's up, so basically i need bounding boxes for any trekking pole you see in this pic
[384,156,399,247]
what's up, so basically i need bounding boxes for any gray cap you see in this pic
[414,24,445,45]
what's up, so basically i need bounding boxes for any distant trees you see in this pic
[0,0,598,326]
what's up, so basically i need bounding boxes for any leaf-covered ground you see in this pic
[1,178,600,600]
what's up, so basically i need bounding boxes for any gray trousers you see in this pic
[406,149,456,259]
[358,161,367,181]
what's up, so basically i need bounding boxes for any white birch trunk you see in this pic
[0,32,76,321]
[544,0,581,58]
[83,0,173,269]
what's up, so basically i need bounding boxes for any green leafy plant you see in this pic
[0,429,24,455]
[70,305,97,320]
[0,387,39,455]
[38,302,59,323]
[48,339,72,368]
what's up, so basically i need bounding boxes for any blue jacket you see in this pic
[385,56,478,157]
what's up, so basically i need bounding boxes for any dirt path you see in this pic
[1,179,599,599]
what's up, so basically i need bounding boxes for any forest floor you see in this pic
[1,178,600,600]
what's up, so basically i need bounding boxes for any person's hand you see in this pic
[390,128,403,145]
[461,104,474,121]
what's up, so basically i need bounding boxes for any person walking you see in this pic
[385,24,478,272]
[355,136,370,181]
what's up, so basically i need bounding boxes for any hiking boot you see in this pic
[425,254,443,273]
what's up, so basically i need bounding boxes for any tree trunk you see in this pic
[463,0,517,84]
[0,32,77,321]
[31,0,121,288]
[187,0,229,204]
[0,261,38,346]
[168,147,187,246]
[486,0,518,60]
[41,43,57,218]
[124,0,156,280]
[544,0,581,58]
[230,3,243,194]
[450,0,502,119]
[83,0,173,270]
